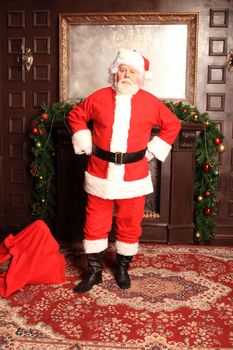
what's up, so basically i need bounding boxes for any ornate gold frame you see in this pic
[59,12,198,105]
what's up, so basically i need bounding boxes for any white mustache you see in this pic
[119,78,133,85]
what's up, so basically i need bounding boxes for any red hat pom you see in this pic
[142,56,152,80]
[143,56,150,71]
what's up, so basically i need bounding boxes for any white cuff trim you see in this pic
[83,238,108,253]
[72,129,92,155]
[147,136,172,162]
[145,149,154,162]
[116,240,139,256]
[84,172,153,199]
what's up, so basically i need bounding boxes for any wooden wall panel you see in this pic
[8,10,25,28]
[0,3,54,232]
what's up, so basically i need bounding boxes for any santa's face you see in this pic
[117,64,140,84]
[114,64,142,95]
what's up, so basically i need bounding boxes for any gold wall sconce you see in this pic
[17,46,34,71]
[227,49,233,73]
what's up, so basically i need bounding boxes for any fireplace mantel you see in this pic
[54,123,203,243]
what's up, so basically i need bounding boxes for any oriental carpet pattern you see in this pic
[0,244,233,350]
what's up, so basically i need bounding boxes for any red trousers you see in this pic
[84,194,145,254]
[0,220,66,298]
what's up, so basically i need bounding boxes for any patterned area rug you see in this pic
[0,244,233,350]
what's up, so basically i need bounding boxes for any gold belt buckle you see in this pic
[114,152,123,165]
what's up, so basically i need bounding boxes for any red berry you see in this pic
[38,128,44,136]
[204,191,211,197]
[31,127,38,135]
[213,137,222,145]
[204,207,212,216]
[202,163,211,172]
[41,113,49,120]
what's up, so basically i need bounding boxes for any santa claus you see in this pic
[68,48,181,293]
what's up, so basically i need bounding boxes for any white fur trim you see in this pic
[144,70,152,80]
[147,136,172,162]
[107,95,132,182]
[83,238,108,253]
[84,172,153,199]
[145,149,154,162]
[116,240,139,256]
[110,95,131,152]
[110,48,145,74]
[72,129,92,155]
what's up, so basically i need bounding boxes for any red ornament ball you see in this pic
[41,112,49,120]
[213,137,222,145]
[202,163,211,172]
[204,207,212,216]
[38,128,44,136]
[204,191,211,197]
[31,127,38,135]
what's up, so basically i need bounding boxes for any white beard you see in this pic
[114,79,139,95]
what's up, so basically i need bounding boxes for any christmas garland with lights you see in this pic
[29,102,73,226]
[29,101,224,241]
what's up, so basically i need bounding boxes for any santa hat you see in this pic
[110,48,152,80]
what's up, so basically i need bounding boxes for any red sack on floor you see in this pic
[0,220,66,298]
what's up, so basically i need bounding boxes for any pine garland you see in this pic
[29,102,73,226]
[29,101,224,241]
[165,101,224,242]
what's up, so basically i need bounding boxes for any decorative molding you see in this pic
[8,65,25,82]
[33,64,51,81]
[33,10,50,27]
[9,143,24,159]
[8,37,25,54]
[59,12,198,105]
[207,65,226,84]
[8,91,26,108]
[33,91,51,107]
[9,168,26,184]
[33,37,50,54]
[206,93,225,111]
[209,9,229,28]
[209,37,227,56]
[10,193,26,208]
[9,117,26,134]
[8,11,25,28]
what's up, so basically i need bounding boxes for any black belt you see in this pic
[92,144,146,165]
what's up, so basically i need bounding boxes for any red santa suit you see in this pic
[0,220,66,298]
[68,86,181,256]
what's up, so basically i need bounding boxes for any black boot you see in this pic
[73,253,103,294]
[115,253,133,289]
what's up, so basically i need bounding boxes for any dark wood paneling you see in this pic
[0,2,54,231]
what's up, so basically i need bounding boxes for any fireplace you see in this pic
[54,123,202,243]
